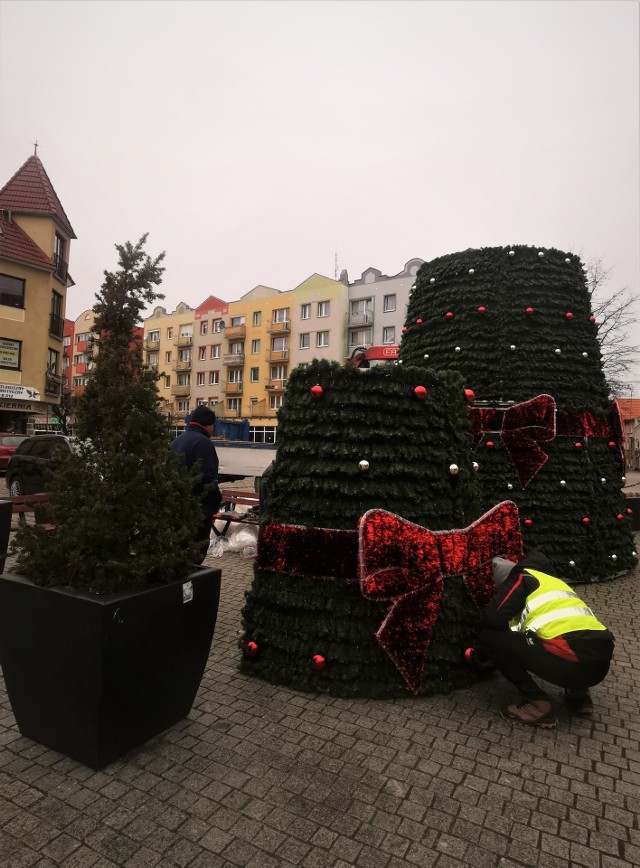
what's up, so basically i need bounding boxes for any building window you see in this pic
[50,291,64,338]
[273,307,289,324]
[165,351,172,364]
[382,326,396,344]
[167,327,173,339]
[213,319,224,333]
[227,398,241,413]
[230,316,245,327]
[164,375,170,387]
[230,341,244,355]
[147,353,159,367]
[383,294,396,312]
[200,321,208,335]
[198,346,206,361]
[251,339,260,354]
[271,336,288,352]
[350,298,372,317]
[349,328,372,346]
[228,369,243,384]
[270,365,287,381]
[269,395,284,409]
[177,400,190,413]
[250,426,277,444]
[177,373,190,386]
[211,345,221,359]
[316,331,329,348]
[250,367,260,382]
[301,303,311,320]
[0,336,21,370]
[196,399,208,407]
[196,372,205,386]
[178,349,191,363]
[317,301,330,317]
[47,348,60,376]
[148,329,160,342]
[252,311,261,327]
[299,333,310,350]
[208,371,219,385]
[53,233,67,281]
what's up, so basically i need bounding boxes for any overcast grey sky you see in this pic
[1,0,639,388]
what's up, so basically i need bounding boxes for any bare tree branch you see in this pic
[586,257,639,396]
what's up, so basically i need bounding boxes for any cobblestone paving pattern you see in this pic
[1,479,639,866]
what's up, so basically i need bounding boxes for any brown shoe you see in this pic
[500,698,557,729]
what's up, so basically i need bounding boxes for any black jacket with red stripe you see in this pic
[482,550,614,665]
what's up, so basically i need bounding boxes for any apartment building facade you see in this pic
[192,295,229,411]
[346,258,424,352]
[0,154,75,433]
[143,303,195,422]
[288,274,350,369]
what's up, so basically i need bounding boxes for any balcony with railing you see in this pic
[266,379,287,391]
[225,325,246,340]
[267,319,290,335]
[223,382,243,395]
[265,349,289,362]
[45,372,63,396]
[144,338,160,351]
[172,360,192,372]
[174,335,193,348]
[170,384,191,397]
[49,312,64,339]
[52,253,68,283]
[347,310,374,327]
[223,352,245,366]
[250,399,267,417]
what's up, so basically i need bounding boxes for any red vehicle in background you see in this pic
[0,433,28,472]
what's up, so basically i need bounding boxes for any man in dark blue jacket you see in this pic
[170,405,222,562]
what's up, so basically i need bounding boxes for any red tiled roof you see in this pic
[0,155,76,238]
[0,213,54,271]
[615,398,640,421]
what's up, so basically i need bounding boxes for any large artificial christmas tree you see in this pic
[241,360,522,697]
[400,244,636,582]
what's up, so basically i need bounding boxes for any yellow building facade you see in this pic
[0,155,75,433]
[143,303,195,423]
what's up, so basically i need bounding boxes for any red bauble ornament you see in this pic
[402,327,407,333]
[310,385,323,399]
[525,307,535,315]
[627,508,633,515]
[524,519,533,527]
[616,514,624,521]
[565,312,574,319]
[464,388,476,402]
[477,306,486,314]
[246,641,259,656]
[416,318,423,324]
[582,517,590,524]
[413,386,428,400]
[445,311,454,319]
[486,441,495,449]
[608,441,616,448]
[589,315,596,323]
[574,442,582,449]
[311,654,326,671]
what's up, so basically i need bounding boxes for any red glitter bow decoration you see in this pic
[470,394,556,488]
[358,502,522,694]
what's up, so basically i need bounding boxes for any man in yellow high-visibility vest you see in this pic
[477,551,615,728]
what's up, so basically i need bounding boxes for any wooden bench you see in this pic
[212,489,260,538]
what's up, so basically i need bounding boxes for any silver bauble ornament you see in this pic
[449,464,459,475]
[555,348,562,355]
[508,250,515,257]
[510,345,516,351]
[359,460,369,471]
[430,278,435,284]
[468,268,475,275]
[454,346,461,352]
[538,251,544,258]
[472,462,479,471]
[569,561,576,567]
[507,483,514,490]
[560,480,566,486]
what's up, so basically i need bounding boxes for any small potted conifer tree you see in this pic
[0,236,221,770]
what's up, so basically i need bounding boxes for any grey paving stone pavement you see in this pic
[1,478,639,866]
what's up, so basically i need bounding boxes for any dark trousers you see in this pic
[478,628,612,700]
[195,517,213,564]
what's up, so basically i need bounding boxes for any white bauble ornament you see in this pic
[472,462,479,471]
[560,480,566,486]
[423,354,430,360]
[538,251,544,258]
[510,345,516,351]
[449,464,459,475]
[582,352,588,358]
[569,561,576,567]
[508,250,515,257]
[565,258,571,263]
[555,348,562,355]
[454,346,461,352]
[430,278,435,284]
[469,269,475,275]
[507,483,513,490]
[359,460,369,471]
[611,554,617,561]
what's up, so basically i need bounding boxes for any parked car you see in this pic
[0,434,29,472]
[5,435,73,495]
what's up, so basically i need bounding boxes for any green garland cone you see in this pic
[400,244,635,582]
[241,360,491,697]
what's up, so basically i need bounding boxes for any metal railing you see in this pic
[49,312,64,339]
[52,253,68,282]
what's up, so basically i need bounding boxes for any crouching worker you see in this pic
[477,551,614,728]
[170,405,222,563]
